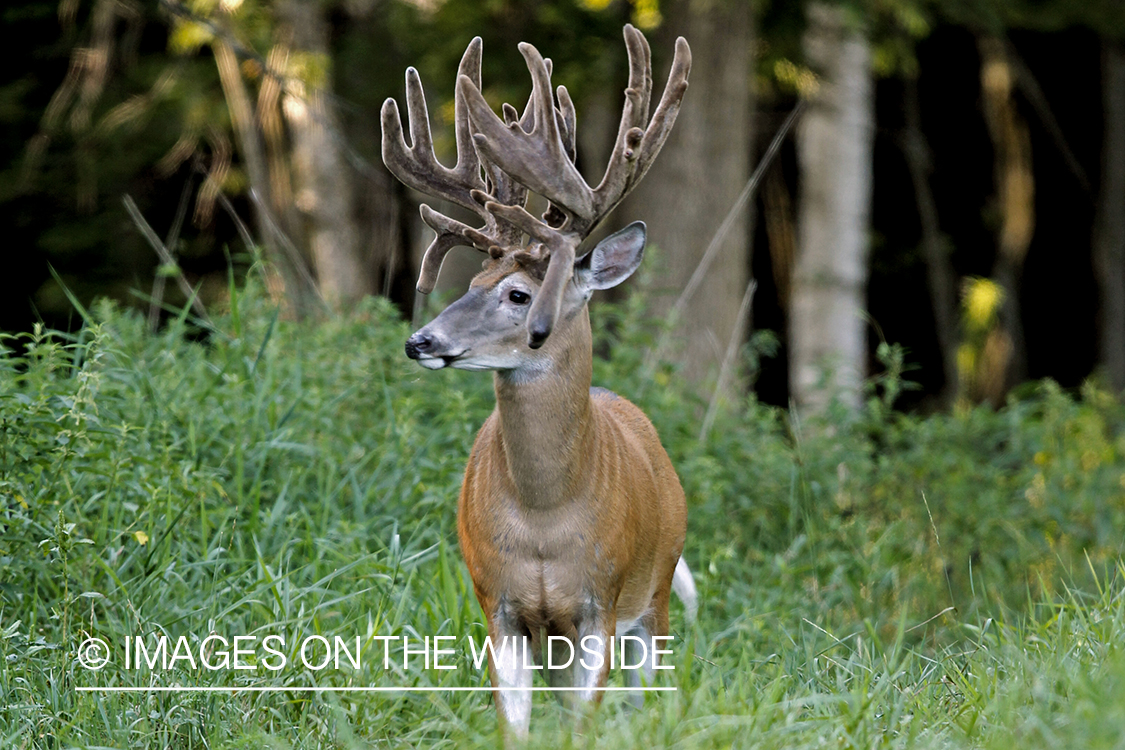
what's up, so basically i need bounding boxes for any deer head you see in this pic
[384,26,691,368]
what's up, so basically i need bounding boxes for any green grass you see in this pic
[2,275,1125,748]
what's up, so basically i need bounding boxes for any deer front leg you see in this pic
[621,597,668,708]
[486,608,535,740]
[573,610,617,704]
[621,623,655,709]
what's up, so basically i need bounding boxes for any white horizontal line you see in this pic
[76,686,676,693]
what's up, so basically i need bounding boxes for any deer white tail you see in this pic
[672,556,698,624]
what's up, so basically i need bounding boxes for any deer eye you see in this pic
[508,290,530,305]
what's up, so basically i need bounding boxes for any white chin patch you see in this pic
[451,361,495,371]
[417,358,446,370]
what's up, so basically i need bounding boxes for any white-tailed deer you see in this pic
[383,25,695,738]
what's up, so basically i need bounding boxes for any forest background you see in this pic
[6,0,1125,412]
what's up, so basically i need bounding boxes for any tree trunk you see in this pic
[364,165,405,298]
[621,0,753,390]
[279,0,374,309]
[978,36,1033,405]
[213,36,316,317]
[1095,40,1125,393]
[902,74,959,405]
[791,2,875,415]
[763,165,795,312]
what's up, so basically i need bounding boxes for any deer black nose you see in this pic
[404,332,433,359]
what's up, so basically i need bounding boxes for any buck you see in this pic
[382,25,695,737]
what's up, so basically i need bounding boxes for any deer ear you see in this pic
[575,221,646,292]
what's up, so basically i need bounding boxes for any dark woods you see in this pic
[2,0,1123,412]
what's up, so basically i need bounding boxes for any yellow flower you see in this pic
[133,531,150,546]
[964,278,1003,330]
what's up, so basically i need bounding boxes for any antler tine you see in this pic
[632,35,691,184]
[556,84,577,164]
[591,26,690,219]
[415,231,462,296]
[636,26,653,125]
[383,38,502,293]
[381,51,485,211]
[539,84,579,231]
[588,25,649,218]
[414,203,500,294]
[485,103,527,209]
[451,37,484,183]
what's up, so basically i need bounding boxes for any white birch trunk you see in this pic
[791,2,875,414]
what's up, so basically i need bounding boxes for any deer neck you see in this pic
[493,307,595,509]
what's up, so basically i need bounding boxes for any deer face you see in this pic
[405,222,646,373]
